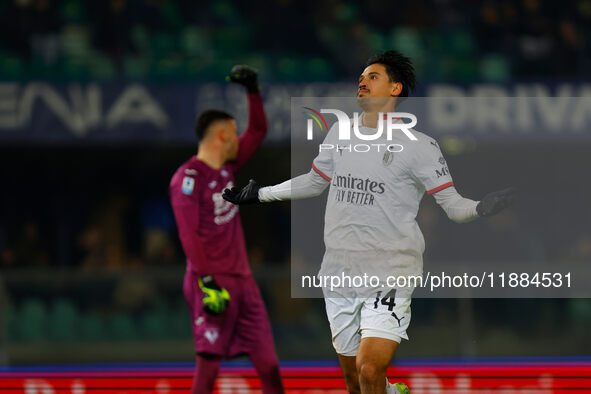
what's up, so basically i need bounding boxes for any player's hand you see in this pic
[225,65,260,93]
[222,179,261,205]
[198,275,230,315]
[476,187,516,217]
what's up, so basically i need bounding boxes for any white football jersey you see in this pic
[312,119,453,278]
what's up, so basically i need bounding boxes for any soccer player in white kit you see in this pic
[223,51,514,394]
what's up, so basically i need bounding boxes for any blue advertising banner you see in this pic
[0,82,590,144]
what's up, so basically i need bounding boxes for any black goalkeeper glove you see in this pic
[222,179,261,205]
[198,275,230,315]
[225,65,260,94]
[476,187,516,217]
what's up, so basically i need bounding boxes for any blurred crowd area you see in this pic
[0,146,291,273]
[1,271,590,362]
[1,143,591,361]
[2,143,591,273]
[0,196,179,272]
[1,0,591,363]
[0,0,590,82]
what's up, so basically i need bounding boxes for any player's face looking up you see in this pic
[357,63,402,99]
[357,63,402,113]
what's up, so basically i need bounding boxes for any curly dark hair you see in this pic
[366,50,416,97]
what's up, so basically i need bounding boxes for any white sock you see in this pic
[385,379,397,394]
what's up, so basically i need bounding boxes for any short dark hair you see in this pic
[366,50,416,97]
[195,109,234,141]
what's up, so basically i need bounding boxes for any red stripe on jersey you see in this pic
[312,163,332,181]
[427,181,454,195]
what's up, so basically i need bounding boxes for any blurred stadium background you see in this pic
[1,0,591,391]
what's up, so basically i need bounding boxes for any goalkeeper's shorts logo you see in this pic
[204,328,219,344]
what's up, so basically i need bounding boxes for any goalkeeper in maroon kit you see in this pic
[169,66,284,393]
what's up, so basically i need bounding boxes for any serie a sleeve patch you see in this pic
[182,176,195,195]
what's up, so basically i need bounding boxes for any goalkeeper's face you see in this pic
[223,119,239,161]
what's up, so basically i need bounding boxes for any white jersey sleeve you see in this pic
[311,123,338,181]
[258,169,329,201]
[410,136,454,195]
[257,123,337,202]
[432,186,479,223]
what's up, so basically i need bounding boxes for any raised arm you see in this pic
[233,93,267,171]
[226,65,267,172]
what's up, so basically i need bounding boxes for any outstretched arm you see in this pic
[259,169,330,201]
[433,186,515,223]
[222,169,330,205]
[432,186,479,223]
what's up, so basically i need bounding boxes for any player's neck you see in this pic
[196,148,225,170]
[362,108,396,128]
[360,96,397,128]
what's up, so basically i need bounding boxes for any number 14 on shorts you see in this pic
[374,289,405,327]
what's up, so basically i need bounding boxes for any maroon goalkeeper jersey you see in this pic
[169,93,267,276]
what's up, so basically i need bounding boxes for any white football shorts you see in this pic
[323,290,411,357]
[318,250,417,356]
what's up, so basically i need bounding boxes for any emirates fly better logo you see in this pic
[303,108,418,152]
